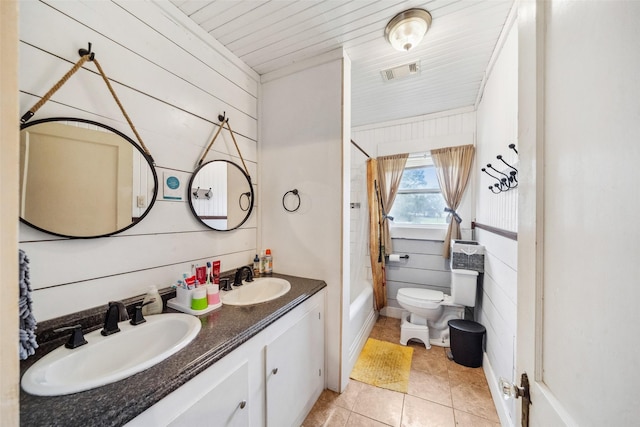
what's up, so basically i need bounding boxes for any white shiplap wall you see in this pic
[474,16,518,427]
[350,144,370,303]
[19,0,259,321]
[260,53,349,392]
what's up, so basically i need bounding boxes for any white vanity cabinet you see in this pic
[127,289,325,427]
[127,357,250,427]
[265,304,324,427]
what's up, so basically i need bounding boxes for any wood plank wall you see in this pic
[19,0,259,321]
[384,238,451,311]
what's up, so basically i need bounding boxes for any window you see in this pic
[388,154,447,225]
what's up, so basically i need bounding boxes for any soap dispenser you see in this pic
[141,285,163,316]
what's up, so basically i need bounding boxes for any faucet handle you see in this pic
[220,277,232,291]
[54,324,87,349]
[245,267,254,283]
[130,299,154,326]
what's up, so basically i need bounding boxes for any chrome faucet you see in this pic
[233,266,254,286]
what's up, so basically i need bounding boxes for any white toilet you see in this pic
[397,269,479,349]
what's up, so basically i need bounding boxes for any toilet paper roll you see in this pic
[388,254,401,262]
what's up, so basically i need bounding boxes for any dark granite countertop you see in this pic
[20,273,326,427]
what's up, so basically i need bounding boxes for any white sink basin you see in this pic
[221,277,291,306]
[21,313,201,396]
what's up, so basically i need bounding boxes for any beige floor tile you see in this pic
[351,383,404,427]
[302,397,351,427]
[453,409,501,427]
[305,316,500,427]
[447,368,487,388]
[377,326,402,344]
[407,369,452,407]
[444,357,484,375]
[368,325,387,341]
[410,346,449,378]
[401,394,456,427]
[384,317,401,330]
[345,412,391,427]
[328,380,367,411]
[450,382,499,422]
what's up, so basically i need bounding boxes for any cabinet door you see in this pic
[266,306,324,427]
[168,361,249,427]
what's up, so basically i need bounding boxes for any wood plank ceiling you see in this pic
[170,0,514,127]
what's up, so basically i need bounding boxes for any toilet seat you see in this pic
[397,288,444,309]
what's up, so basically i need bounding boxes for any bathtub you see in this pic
[344,283,377,382]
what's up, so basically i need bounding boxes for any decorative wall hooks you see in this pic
[196,111,251,182]
[482,144,518,194]
[20,41,154,164]
[192,187,212,200]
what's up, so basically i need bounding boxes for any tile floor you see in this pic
[303,316,500,427]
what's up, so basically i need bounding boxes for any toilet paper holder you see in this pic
[385,254,409,261]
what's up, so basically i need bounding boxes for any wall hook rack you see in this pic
[192,187,212,200]
[482,144,518,194]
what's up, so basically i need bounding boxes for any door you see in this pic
[516,1,640,426]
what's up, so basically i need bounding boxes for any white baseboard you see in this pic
[483,352,515,427]
[381,306,403,319]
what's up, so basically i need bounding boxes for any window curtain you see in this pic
[366,158,386,310]
[376,153,409,256]
[431,144,475,258]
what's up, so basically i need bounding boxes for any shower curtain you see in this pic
[367,158,386,310]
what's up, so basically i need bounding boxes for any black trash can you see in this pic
[448,319,486,368]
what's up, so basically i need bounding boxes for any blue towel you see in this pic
[19,249,38,360]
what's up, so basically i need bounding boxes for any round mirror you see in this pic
[19,117,158,238]
[188,160,254,231]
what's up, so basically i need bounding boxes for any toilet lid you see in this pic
[397,288,444,303]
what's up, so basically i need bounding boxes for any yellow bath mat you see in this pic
[350,338,413,393]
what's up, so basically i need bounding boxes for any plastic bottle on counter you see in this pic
[253,254,261,277]
[141,285,163,315]
[264,249,273,276]
[259,251,265,275]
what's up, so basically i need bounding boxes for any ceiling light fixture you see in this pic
[384,8,432,52]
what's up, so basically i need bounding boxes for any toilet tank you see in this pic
[451,269,479,307]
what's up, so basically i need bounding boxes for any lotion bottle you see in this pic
[253,254,260,277]
[264,249,273,276]
[142,285,163,315]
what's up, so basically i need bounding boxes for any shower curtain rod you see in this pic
[351,139,371,158]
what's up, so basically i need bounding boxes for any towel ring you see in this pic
[282,189,300,212]
[239,192,251,212]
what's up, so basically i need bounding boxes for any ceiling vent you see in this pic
[380,61,421,82]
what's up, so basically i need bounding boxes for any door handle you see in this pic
[499,373,531,427]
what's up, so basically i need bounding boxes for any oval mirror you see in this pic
[19,117,158,238]
[188,160,254,231]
